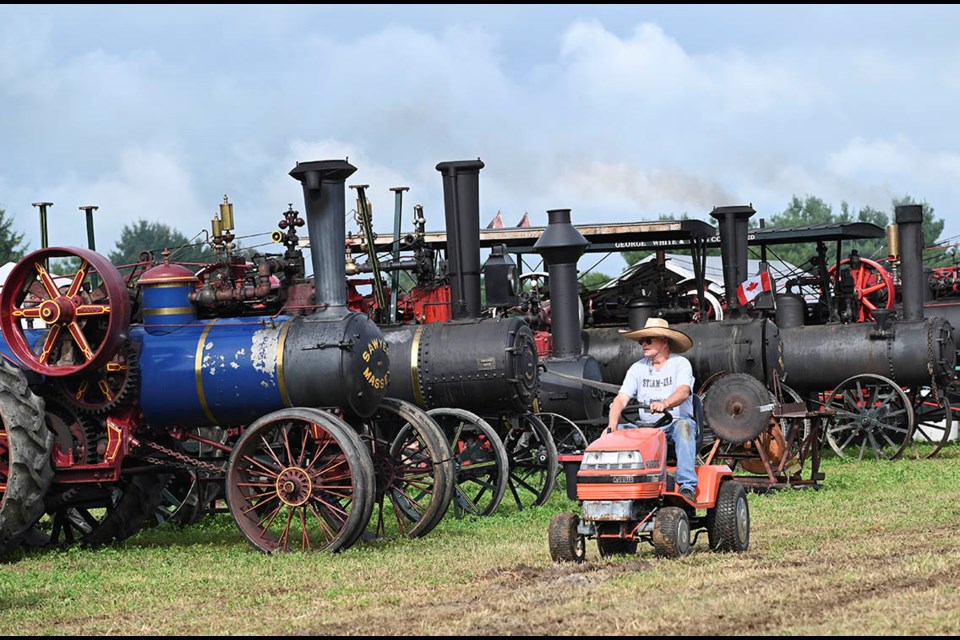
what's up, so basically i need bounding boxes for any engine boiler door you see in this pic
[702,373,774,444]
[510,322,540,405]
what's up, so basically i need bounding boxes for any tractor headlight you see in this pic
[580,450,644,470]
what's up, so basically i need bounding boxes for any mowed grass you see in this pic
[2,444,959,636]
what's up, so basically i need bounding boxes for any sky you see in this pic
[2,5,959,276]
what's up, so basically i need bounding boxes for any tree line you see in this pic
[0,194,953,283]
[617,195,953,287]
[0,211,233,271]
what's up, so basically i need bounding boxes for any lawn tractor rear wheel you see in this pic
[706,480,750,553]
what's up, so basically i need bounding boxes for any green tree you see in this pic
[580,270,613,291]
[891,195,951,267]
[0,206,28,265]
[108,219,214,268]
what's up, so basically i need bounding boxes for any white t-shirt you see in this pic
[618,354,695,425]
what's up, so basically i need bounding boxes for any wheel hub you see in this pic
[275,467,312,506]
[736,497,748,540]
[39,297,76,326]
[371,452,398,489]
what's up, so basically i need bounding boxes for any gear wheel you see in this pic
[44,398,101,464]
[54,339,140,416]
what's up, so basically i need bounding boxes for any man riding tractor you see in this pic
[549,319,750,561]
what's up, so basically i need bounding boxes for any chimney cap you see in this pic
[436,159,485,174]
[289,160,357,186]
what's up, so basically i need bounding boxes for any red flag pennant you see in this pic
[516,212,531,228]
[486,210,504,229]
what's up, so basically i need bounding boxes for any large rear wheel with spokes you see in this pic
[39,472,172,548]
[904,385,954,459]
[536,412,588,455]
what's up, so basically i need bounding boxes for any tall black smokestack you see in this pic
[289,159,357,316]
[436,159,484,319]
[710,205,756,315]
[535,208,590,358]
[896,204,924,322]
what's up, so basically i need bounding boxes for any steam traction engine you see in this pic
[342,160,553,518]
[0,159,456,557]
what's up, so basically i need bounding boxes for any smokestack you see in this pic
[710,205,756,315]
[534,208,590,358]
[436,159,484,319]
[289,159,357,315]
[896,204,924,322]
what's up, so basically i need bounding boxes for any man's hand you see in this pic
[649,400,667,414]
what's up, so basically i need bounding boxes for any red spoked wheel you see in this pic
[828,257,894,322]
[0,247,130,376]
[226,407,375,554]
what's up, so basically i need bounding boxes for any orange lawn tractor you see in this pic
[549,401,750,561]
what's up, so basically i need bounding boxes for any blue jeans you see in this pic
[660,418,697,490]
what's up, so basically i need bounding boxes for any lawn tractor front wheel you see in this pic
[548,511,586,563]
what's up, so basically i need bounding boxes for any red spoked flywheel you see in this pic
[828,256,895,322]
[0,247,130,377]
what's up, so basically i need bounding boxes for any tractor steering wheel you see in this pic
[615,400,673,431]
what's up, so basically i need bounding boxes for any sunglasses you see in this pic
[640,337,658,345]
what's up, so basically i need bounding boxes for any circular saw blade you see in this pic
[702,373,774,444]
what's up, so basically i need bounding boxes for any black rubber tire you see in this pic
[706,480,750,553]
[652,506,691,559]
[0,362,53,559]
[548,511,585,563]
[42,472,174,547]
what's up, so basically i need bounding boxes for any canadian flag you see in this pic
[736,271,773,306]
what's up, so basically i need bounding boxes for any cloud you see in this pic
[3,7,960,265]
[828,137,960,182]
[6,149,205,256]
[558,20,822,115]
[556,160,733,216]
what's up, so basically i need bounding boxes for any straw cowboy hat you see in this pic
[619,317,693,354]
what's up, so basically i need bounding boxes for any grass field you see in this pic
[2,445,959,635]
